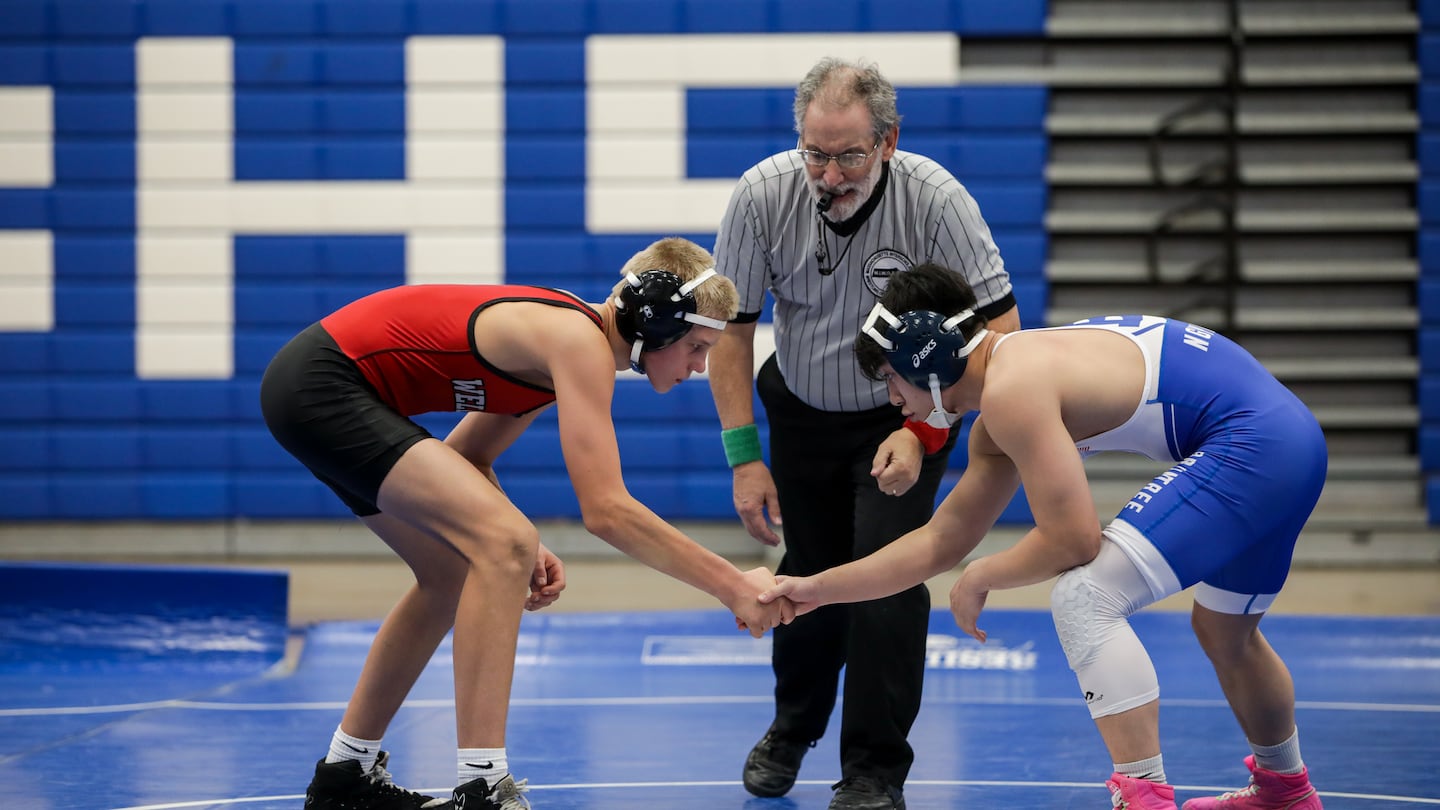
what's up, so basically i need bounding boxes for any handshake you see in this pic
[729,567,821,639]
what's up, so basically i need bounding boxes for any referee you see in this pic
[708,57,1020,810]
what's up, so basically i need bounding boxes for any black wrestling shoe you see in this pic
[742,726,815,797]
[304,751,438,810]
[828,775,906,810]
[443,774,531,810]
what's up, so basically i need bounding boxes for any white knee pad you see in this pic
[1050,541,1161,719]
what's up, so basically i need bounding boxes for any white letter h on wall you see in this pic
[136,36,504,379]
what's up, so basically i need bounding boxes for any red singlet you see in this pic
[320,285,603,417]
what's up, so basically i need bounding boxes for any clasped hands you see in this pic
[519,548,796,637]
[731,566,797,638]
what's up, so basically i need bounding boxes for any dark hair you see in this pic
[856,262,984,381]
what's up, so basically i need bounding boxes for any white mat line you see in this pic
[6,694,1438,717]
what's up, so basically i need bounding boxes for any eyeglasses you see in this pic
[795,140,882,169]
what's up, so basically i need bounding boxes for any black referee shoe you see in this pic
[742,727,815,797]
[828,775,906,809]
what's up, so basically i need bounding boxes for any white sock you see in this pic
[458,748,508,787]
[1115,754,1167,784]
[325,725,381,774]
[1251,727,1305,775]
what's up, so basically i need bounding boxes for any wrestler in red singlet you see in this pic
[320,285,603,417]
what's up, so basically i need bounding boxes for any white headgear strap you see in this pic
[620,267,728,372]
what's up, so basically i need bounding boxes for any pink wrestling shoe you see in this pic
[1181,756,1322,810]
[1108,773,1178,809]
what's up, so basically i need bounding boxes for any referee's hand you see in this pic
[732,462,783,546]
[872,427,923,497]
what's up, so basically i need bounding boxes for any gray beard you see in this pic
[810,158,883,223]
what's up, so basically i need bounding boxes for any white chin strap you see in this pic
[629,340,646,373]
[923,324,988,427]
[923,374,964,429]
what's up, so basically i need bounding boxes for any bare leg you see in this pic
[447,528,534,746]
[1191,603,1297,745]
[374,439,539,748]
[338,512,467,740]
[1094,700,1162,764]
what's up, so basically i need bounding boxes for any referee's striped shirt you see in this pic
[713,149,1016,413]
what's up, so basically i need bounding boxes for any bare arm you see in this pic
[544,324,787,634]
[761,427,1022,613]
[445,408,546,484]
[947,373,1103,642]
[708,319,758,430]
[962,382,1103,592]
[707,320,784,545]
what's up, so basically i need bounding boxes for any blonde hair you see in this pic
[613,237,739,324]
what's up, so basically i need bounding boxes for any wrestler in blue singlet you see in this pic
[1021,315,1327,614]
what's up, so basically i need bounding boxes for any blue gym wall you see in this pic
[0,0,1040,523]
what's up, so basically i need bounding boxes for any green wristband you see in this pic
[721,424,763,467]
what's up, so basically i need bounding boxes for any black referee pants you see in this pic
[756,355,957,789]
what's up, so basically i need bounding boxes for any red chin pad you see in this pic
[903,419,949,455]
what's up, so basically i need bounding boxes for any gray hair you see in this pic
[792,57,901,142]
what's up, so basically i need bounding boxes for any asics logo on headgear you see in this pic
[913,338,937,367]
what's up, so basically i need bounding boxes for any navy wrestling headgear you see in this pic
[613,268,728,372]
[862,303,988,428]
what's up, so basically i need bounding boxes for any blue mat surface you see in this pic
[2,597,1437,809]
